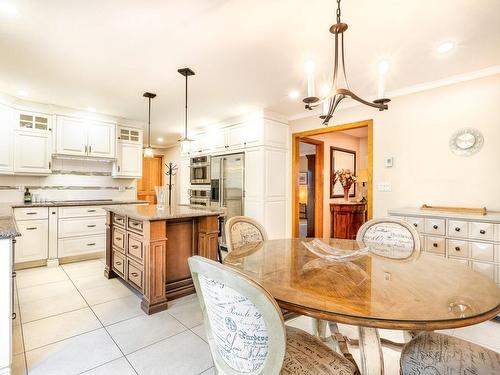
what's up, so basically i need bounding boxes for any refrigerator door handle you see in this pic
[220,157,225,207]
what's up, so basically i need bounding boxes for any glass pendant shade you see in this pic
[143,146,154,158]
[179,138,192,154]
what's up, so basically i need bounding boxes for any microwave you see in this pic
[190,156,210,185]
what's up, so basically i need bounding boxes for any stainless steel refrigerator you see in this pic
[210,153,244,244]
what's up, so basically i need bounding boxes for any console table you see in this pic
[330,202,367,239]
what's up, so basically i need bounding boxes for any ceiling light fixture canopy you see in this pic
[303,0,390,125]
[143,92,156,158]
[177,67,195,154]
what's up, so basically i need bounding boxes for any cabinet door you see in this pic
[226,126,244,149]
[56,116,88,156]
[179,157,190,205]
[114,143,142,178]
[0,104,14,173]
[88,121,116,158]
[16,220,49,263]
[14,130,51,174]
[208,129,226,151]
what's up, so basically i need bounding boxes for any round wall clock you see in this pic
[449,128,484,156]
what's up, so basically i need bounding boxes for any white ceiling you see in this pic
[1,0,499,146]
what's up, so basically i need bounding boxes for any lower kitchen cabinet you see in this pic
[15,219,49,263]
[58,235,105,258]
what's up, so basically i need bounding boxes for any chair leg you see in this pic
[312,318,328,340]
[329,322,361,374]
[217,242,223,264]
[358,327,384,375]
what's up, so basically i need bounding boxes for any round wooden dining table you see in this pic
[224,238,500,375]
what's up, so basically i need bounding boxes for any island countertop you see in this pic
[102,204,226,221]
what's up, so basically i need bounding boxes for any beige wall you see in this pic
[290,74,500,219]
[163,145,182,204]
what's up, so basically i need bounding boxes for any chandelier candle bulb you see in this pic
[305,60,316,98]
[378,74,385,99]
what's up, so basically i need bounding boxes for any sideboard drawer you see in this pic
[447,239,469,258]
[469,222,494,241]
[127,234,144,264]
[404,216,424,233]
[127,218,144,234]
[112,213,126,228]
[112,227,126,252]
[471,261,495,281]
[127,259,143,291]
[14,207,48,220]
[425,218,445,236]
[112,250,125,277]
[448,220,468,238]
[425,236,445,255]
[470,241,494,262]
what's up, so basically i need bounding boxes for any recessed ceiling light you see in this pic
[304,59,315,75]
[437,41,454,54]
[87,107,96,112]
[377,59,390,75]
[157,137,164,142]
[16,89,28,97]
[288,90,300,99]
[0,2,19,17]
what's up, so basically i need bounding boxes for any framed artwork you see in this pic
[299,172,308,185]
[330,147,356,198]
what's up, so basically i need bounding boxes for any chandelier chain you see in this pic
[336,0,341,23]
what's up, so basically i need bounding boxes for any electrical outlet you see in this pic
[377,182,392,192]
[384,157,393,168]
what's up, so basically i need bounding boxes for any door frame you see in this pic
[291,119,373,238]
[137,153,164,203]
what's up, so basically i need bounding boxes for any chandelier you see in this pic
[303,0,390,125]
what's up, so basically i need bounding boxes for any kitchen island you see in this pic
[103,204,225,314]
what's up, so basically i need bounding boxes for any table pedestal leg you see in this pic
[358,327,384,375]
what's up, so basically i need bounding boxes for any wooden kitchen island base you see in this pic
[103,205,223,314]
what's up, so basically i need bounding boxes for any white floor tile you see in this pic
[26,328,122,375]
[62,259,104,279]
[199,367,215,375]
[71,274,122,291]
[13,324,24,355]
[107,310,186,354]
[452,321,500,351]
[79,281,134,306]
[20,290,87,323]
[91,295,144,326]
[17,280,77,304]
[12,353,27,375]
[16,267,68,289]
[23,307,102,351]
[191,324,207,343]
[127,330,213,375]
[13,303,21,327]
[167,297,204,328]
[81,357,136,375]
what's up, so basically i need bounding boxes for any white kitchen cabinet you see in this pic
[113,126,143,178]
[15,219,49,263]
[87,122,115,158]
[14,130,51,174]
[0,104,14,174]
[179,157,191,204]
[226,125,244,149]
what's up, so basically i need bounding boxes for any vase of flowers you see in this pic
[336,169,356,202]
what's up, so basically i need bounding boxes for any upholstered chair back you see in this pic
[188,256,286,375]
[225,216,268,253]
[356,217,421,260]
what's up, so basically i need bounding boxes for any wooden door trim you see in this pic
[137,154,164,203]
[292,119,373,238]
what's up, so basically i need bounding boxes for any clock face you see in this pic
[449,128,483,156]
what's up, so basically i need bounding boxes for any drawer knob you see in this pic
[455,246,460,251]
[115,237,121,241]
[433,225,438,229]
[455,227,460,232]
[131,245,139,249]
[479,229,486,234]
[116,261,122,266]
[433,243,438,248]
[131,272,139,277]
[413,223,418,227]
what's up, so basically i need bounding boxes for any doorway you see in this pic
[292,119,373,238]
[137,154,164,204]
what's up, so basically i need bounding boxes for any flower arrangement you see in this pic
[335,169,356,201]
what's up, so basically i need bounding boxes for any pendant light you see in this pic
[143,92,156,157]
[303,0,390,125]
[177,67,195,154]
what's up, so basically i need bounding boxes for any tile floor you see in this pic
[12,259,500,375]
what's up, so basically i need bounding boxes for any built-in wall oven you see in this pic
[189,188,211,207]
[190,155,210,185]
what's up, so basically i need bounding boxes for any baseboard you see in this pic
[0,365,12,375]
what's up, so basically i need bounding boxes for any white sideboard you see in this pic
[389,207,500,288]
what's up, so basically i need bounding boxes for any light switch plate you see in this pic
[377,182,392,192]
[384,157,393,168]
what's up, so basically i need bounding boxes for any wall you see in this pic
[163,145,182,205]
[290,73,500,219]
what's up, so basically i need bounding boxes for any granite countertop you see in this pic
[103,204,226,221]
[388,207,500,222]
[0,217,20,239]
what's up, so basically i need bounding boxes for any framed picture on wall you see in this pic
[330,147,356,198]
[299,172,308,185]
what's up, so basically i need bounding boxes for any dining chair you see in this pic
[188,255,359,375]
[225,215,268,254]
[400,331,500,374]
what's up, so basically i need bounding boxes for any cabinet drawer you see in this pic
[425,218,445,235]
[14,207,48,220]
[471,261,495,281]
[59,206,106,218]
[58,217,106,238]
[127,218,143,234]
[470,241,494,262]
[112,213,125,228]
[127,234,144,263]
[425,236,445,255]
[112,250,125,277]
[447,239,469,258]
[448,220,468,238]
[404,216,424,233]
[58,235,105,257]
[469,222,494,241]
[112,227,125,252]
[127,259,143,291]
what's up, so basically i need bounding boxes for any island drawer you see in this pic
[112,213,126,228]
[127,218,144,234]
[14,207,48,221]
[425,236,445,255]
[112,227,126,251]
[112,250,125,277]
[127,259,143,291]
[127,233,144,263]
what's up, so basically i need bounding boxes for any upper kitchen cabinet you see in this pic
[56,116,116,158]
[0,104,14,174]
[113,126,143,178]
